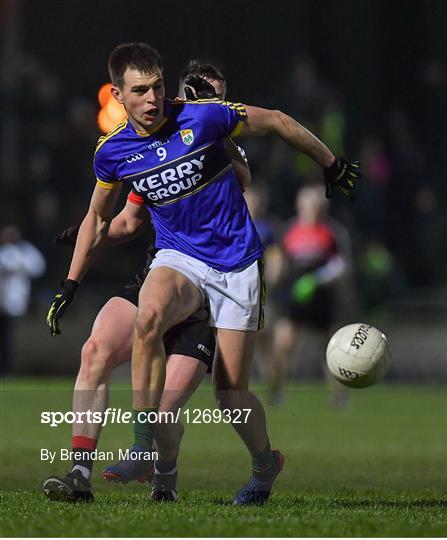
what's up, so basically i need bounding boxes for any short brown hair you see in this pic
[179,60,226,86]
[178,60,226,98]
[108,43,163,88]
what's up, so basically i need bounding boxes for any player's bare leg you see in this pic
[213,330,266,451]
[155,354,207,465]
[43,297,136,501]
[73,298,136,439]
[151,354,207,501]
[131,267,202,449]
[213,329,284,504]
[269,317,296,405]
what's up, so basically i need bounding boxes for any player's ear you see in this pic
[111,85,124,104]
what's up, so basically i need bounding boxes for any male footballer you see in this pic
[47,43,360,505]
[43,63,248,503]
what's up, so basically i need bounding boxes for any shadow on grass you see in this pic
[135,492,447,510]
[283,496,447,510]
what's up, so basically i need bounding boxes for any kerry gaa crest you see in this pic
[180,129,194,145]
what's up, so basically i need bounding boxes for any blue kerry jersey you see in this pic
[94,99,264,272]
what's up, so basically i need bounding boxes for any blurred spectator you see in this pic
[421,60,447,177]
[269,186,352,406]
[385,108,424,241]
[356,136,391,238]
[408,185,446,287]
[244,182,282,379]
[321,96,345,157]
[244,182,278,261]
[284,53,330,126]
[0,225,46,374]
[356,238,399,324]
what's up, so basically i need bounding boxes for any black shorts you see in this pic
[114,280,215,372]
[278,286,335,330]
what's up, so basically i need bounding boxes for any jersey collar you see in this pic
[131,116,168,137]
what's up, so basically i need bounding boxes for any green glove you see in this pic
[291,274,318,304]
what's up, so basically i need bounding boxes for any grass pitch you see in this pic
[1,378,446,537]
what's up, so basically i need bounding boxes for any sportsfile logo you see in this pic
[40,408,180,427]
[40,407,252,427]
[132,154,206,203]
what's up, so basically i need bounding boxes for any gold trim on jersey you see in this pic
[134,117,168,137]
[168,98,247,118]
[96,179,121,190]
[229,120,244,138]
[151,164,232,206]
[257,258,266,330]
[121,142,214,180]
[95,120,128,154]
[167,98,220,103]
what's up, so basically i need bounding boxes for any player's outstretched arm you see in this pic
[105,197,149,245]
[55,198,149,248]
[67,184,122,282]
[241,106,335,167]
[46,184,121,336]
[240,106,361,198]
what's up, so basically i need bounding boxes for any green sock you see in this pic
[133,407,157,451]
[251,439,274,478]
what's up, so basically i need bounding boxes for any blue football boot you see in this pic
[233,450,284,505]
[102,445,155,483]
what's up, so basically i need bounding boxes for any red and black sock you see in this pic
[71,436,97,478]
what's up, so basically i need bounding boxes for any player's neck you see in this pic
[128,115,165,136]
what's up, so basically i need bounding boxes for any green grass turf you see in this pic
[1,378,446,537]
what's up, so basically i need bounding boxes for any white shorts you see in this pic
[150,249,265,331]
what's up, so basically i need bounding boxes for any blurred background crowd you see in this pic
[1,0,446,386]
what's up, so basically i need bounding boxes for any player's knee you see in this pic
[213,369,249,394]
[80,336,116,381]
[135,305,163,342]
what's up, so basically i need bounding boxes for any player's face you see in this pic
[296,189,328,223]
[113,68,165,132]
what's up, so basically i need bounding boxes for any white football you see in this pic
[326,323,390,388]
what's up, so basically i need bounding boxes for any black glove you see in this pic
[184,75,218,100]
[54,224,80,247]
[46,279,78,336]
[324,157,361,199]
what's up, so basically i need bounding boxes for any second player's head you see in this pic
[178,61,226,100]
[296,185,329,223]
[108,42,165,132]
